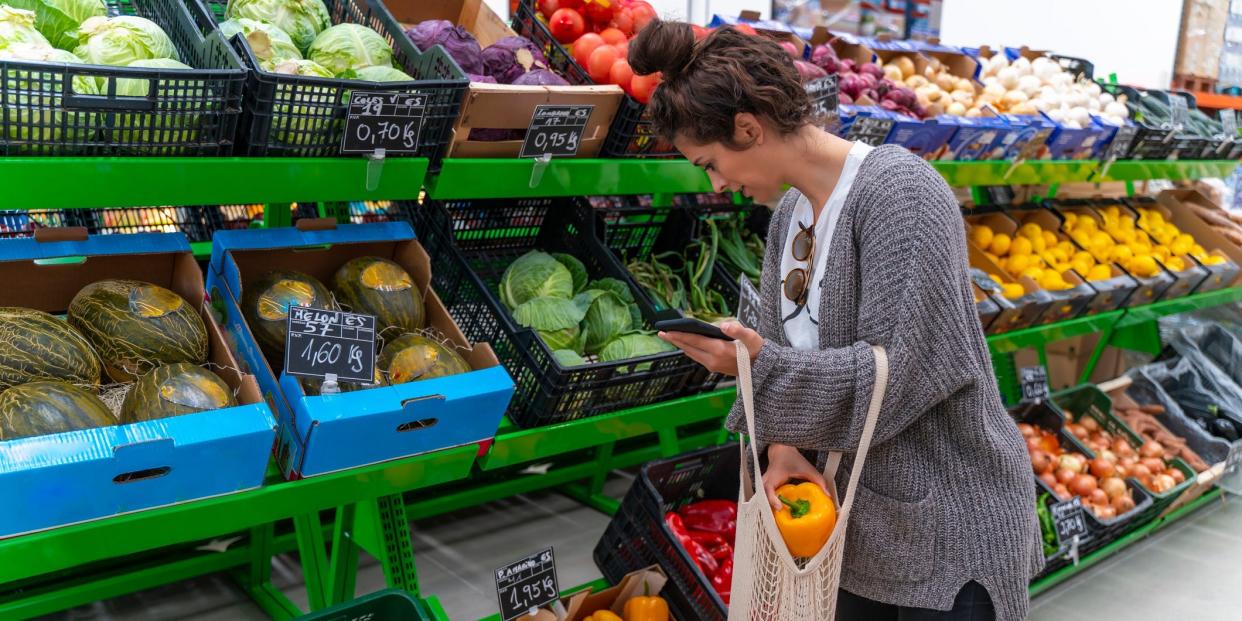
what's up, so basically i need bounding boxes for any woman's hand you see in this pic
[657,321,763,376]
[763,443,828,512]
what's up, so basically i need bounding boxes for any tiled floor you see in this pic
[36,486,1242,621]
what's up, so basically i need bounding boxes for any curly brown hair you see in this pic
[628,20,812,149]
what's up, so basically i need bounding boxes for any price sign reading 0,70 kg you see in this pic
[283,306,377,383]
[341,91,427,154]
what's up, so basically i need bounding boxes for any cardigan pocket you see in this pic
[845,483,938,582]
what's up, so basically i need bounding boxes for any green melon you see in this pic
[378,334,471,386]
[120,363,236,423]
[0,307,101,391]
[241,271,334,360]
[299,366,387,396]
[68,280,208,383]
[332,256,425,341]
[0,380,114,440]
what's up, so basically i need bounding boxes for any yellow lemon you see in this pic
[1192,244,1207,258]
[1058,240,1075,254]
[1007,254,1031,273]
[1073,250,1095,265]
[1064,213,1079,228]
[1022,266,1045,281]
[1148,210,1166,226]
[1042,231,1058,248]
[1073,258,1094,275]
[1166,257,1186,272]
[1047,248,1068,264]
[1153,246,1171,262]
[1031,235,1047,253]
[989,273,1003,284]
[989,233,1012,256]
[1110,245,1134,264]
[1072,231,1093,248]
[971,225,994,249]
[1019,222,1042,240]
[1113,228,1135,245]
[1040,271,1069,291]
[1091,231,1113,247]
[1002,283,1025,299]
[1087,264,1113,281]
[984,251,1001,264]
[1077,217,1098,231]
[1203,255,1227,266]
[1010,236,1033,256]
[1170,240,1192,256]
[1131,255,1158,278]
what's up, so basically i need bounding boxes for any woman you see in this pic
[633,21,1041,621]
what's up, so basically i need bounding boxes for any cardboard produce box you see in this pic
[1176,0,1230,79]
[967,243,1051,333]
[520,566,668,621]
[1154,189,1242,291]
[1113,200,1213,299]
[0,229,275,538]
[386,0,623,158]
[208,220,513,479]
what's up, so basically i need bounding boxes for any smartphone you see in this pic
[654,318,734,341]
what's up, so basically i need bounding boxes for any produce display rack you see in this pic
[0,153,1237,620]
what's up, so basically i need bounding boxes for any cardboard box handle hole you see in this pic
[113,466,171,484]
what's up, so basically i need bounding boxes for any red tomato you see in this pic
[599,27,627,46]
[614,39,628,59]
[630,72,659,104]
[559,0,583,10]
[538,0,560,19]
[610,7,634,36]
[587,44,619,83]
[691,24,708,41]
[609,58,634,92]
[583,0,618,25]
[733,23,757,36]
[572,32,606,69]
[548,8,586,44]
[629,1,656,32]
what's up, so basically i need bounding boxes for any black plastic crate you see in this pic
[0,209,89,238]
[408,198,719,428]
[0,1,243,156]
[594,444,735,621]
[80,206,216,241]
[1050,54,1093,80]
[513,0,677,158]
[202,0,467,164]
[1100,84,1176,161]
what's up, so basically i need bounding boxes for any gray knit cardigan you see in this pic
[725,145,1041,620]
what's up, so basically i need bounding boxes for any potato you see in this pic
[936,73,958,91]
[884,64,903,82]
[905,75,929,88]
[947,101,967,116]
[895,55,916,79]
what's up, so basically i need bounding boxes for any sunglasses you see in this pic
[783,221,815,306]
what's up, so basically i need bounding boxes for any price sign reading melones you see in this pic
[284,306,377,384]
[495,547,559,621]
[341,91,427,154]
[520,104,593,158]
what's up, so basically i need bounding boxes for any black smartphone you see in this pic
[654,318,734,341]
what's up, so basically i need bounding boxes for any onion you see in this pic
[1151,473,1177,493]
[936,73,957,91]
[1066,423,1088,440]
[883,64,903,82]
[1018,75,1041,96]
[1089,488,1109,506]
[997,67,1020,90]
[1140,457,1165,474]
[905,75,929,88]
[1089,458,1116,479]
[1111,494,1136,514]
[1017,422,1036,438]
[1059,454,1086,473]
[1099,449,1118,464]
[1039,472,1058,488]
[1053,483,1070,500]
[1095,505,1117,520]
[1170,468,1186,484]
[986,54,1009,76]
[1113,438,1135,456]
[1012,56,1032,76]
[1069,473,1098,497]
[947,101,967,116]
[1101,476,1127,500]
[1140,440,1164,459]
[1055,467,1077,485]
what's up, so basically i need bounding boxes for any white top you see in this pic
[780,141,874,350]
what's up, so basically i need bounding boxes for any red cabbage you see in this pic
[405,19,483,75]
[839,73,867,98]
[468,73,496,83]
[858,63,885,79]
[811,44,837,67]
[883,87,917,109]
[512,69,569,86]
[793,60,827,82]
[839,58,856,73]
[482,36,548,84]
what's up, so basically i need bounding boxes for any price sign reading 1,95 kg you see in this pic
[341,91,426,154]
[495,547,559,621]
[284,306,377,383]
[520,104,593,158]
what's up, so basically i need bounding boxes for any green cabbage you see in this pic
[262,59,338,147]
[307,23,392,77]
[588,276,642,326]
[581,290,632,354]
[0,5,51,51]
[220,17,302,66]
[225,0,330,53]
[552,349,586,367]
[110,58,197,146]
[0,45,98,148]
[513,296,586,353]
[553,253,587,294]
[598,333,675,363]
[267,57,332,76]
[74,15,178,67]
[347,65,412,82]
[499,251,574,310]
[3,0,104,50]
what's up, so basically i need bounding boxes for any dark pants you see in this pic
[836,581,995,621]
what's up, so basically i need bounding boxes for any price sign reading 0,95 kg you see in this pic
[495,547,559,621]
[284,306,377,383]
[520,104,593,158]
[341,91,427,154]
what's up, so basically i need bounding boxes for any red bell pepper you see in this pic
[679,500,738,542]
[664,512,719,576]
[687,530,733,563]
[710,558,733,605]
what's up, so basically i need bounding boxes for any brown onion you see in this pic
[1099,449,1119,464]
[1040,472,1058,488]
[1089,458,1116,479]
[1089,488,1108,506]
[1069,473,1099,497]
[1067,423,1088,440]
[1170,468,1186,484]
[1140,457,1165,474]
[1056,468,1078,485]
[1081,417,1100,432]
[1151,474,1177,493]
[1111,494,1136,514]
[1054,483,1070,500]
[1114,438,1135,456]
[1017,423,1036,438]
[1031,450,1053,475]
[1101,477,1127,500]
[1140,440,1165,459]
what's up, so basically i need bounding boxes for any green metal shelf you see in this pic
[0,157,429,210]
[933,160,1100,186]
[1100,159,1240,182]
[423,157,713,199]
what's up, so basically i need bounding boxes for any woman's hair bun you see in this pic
[628,19,695,79]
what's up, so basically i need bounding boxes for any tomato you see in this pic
[583,0,618,25]
[548,8,586,44]
[614,40,628,59]
[630,72,659,104]
[609,58,634,93]
[599,27,627,46]
[610,7,634,36]
[559,0,583,10]
[538,0,560,19]
[587,44,620,83]
[629,1,656,32]
[733,23,757,36]
[572,32,605,69]
[691,24,709,41]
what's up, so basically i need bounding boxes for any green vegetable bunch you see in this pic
[627,219,733,323]
[498,250,673,366]
[717,215,765,286]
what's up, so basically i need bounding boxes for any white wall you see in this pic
[937,0,1184,89]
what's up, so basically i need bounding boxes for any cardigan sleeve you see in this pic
[726,148,986,452]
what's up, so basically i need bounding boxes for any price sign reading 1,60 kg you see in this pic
[284,306,377,384]
[495,547,559,621]
[520,104,593,159]
[341,91,427,154]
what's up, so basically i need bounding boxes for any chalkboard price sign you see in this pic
[1050,496,1088,542]
[520,104,593,158]
[805,75,839,119]
[495,547,559,621]
[1102,123,1137,162]
[1020,366,1050,404]
[737,274,762,331]
[341,91,427,154]
[284,306,377,384]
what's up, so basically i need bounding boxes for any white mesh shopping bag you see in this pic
[728,341,889,620]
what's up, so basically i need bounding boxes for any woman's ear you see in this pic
[733,112,763,147]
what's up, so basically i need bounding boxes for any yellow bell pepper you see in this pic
[622,582,669,621]
[583,611,622,621]
[774,482,837,557]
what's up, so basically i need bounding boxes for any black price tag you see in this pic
[986,185,1017,206]
[1020,366,1050,404]
[520,104,593,158]
[1050,496,1089,542]
[283,306,377,383]
[1103,123,1138,162]
[805,75,839,119]
[737,274,762,331]
[970,269,1003,294]
[341,91,427,154]
[847,115,894,146]
[1168,95,1189,130]
[495,547,559,621]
